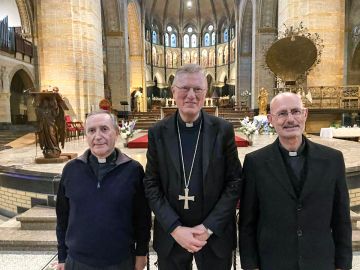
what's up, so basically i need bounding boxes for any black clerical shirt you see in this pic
[279,139,307,197]
[88,150,117,188]
[177,114,204,226]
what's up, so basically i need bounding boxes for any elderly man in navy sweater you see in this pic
[56,110,151,270]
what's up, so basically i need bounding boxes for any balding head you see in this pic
[270,92,303,113]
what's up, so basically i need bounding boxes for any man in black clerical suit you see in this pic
[144,64,242,270]
[239,92,352,270]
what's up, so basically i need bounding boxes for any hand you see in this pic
[56,263,65,270]
[193,224,210,241]
[171,226,207,252]
[134,256,147,270]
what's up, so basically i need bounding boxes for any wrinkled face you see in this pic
[85,114,118,158]
[267,94,308,140]
[172,72,207,121]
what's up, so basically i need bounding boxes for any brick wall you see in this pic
[0,187,48,215]
[350,188,360,208]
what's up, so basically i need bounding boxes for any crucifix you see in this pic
[178,187,195,209]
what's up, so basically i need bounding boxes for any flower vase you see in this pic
[247,134,253,146]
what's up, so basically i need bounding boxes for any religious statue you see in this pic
[134,89,143,112]
[258,87,269,115]
[34,91,66,158]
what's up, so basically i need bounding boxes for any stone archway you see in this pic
[10,69,34,124]
[15,0,34,39]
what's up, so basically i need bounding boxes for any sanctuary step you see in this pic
[0,207,57,251]
[0,206,154,251]
[0,129,33,151]
[16,206,56,230]
[0,228,57,251]
[218,108,255,128]
[130,111,161,130]
[351,211,360,251]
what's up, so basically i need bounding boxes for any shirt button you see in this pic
[297,204,302,211]
[297,229,303,237]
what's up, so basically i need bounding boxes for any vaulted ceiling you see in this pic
[144,0,236,32]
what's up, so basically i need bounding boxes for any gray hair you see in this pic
[172,64,207,87]
[85,110,119,133]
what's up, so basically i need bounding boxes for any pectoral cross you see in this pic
[178,188,195,209]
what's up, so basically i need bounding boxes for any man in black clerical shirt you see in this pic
[239,92,352,270]
[144,64,242,270]
[56,110,151,270]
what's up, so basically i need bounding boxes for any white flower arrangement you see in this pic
[120,120,136,140]
[253,115,276,135]
[239,117,258,137]
[239,116,276,137]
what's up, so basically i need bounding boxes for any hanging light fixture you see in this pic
[186,0,193,9]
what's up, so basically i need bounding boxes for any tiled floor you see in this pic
[1,251,360,270]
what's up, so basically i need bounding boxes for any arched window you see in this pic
[184,34,190,48]
[191,34,197,48]
[211,32,216,45]
[224,28,228,43]
[203,24,215,47]
[165,25,178,48]
[171,33,177,47]
[152,30,157,44]
[165,33,169,47]
[204,33,210,47]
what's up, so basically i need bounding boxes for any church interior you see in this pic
[0,0,360,269]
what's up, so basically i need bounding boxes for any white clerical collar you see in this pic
[97,157,106,163]
[289,151,297,157]
[178,112,201,128]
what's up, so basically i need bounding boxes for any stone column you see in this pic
[103,0,130,111]
[35,0,104,120]
[0,92,11,124]
[278,0,345,86]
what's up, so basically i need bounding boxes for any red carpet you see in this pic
[127,134,249,148]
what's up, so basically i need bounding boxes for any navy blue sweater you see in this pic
[56,149,151,267]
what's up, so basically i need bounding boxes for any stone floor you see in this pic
[0,250,360,270]
[0,130,359,174]
[0,131,360,269]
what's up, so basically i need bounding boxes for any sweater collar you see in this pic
[77,148,131,165]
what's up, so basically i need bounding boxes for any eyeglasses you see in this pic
[174,85,205,95]
[271,108,306,120]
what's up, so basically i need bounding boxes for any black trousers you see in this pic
[157,243,233,270]
[64,255,134,270]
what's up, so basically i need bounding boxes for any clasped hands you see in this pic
[171,224,210,253]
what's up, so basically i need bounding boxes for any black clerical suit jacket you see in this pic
[239,137,352,270]
[144,110,242,258]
